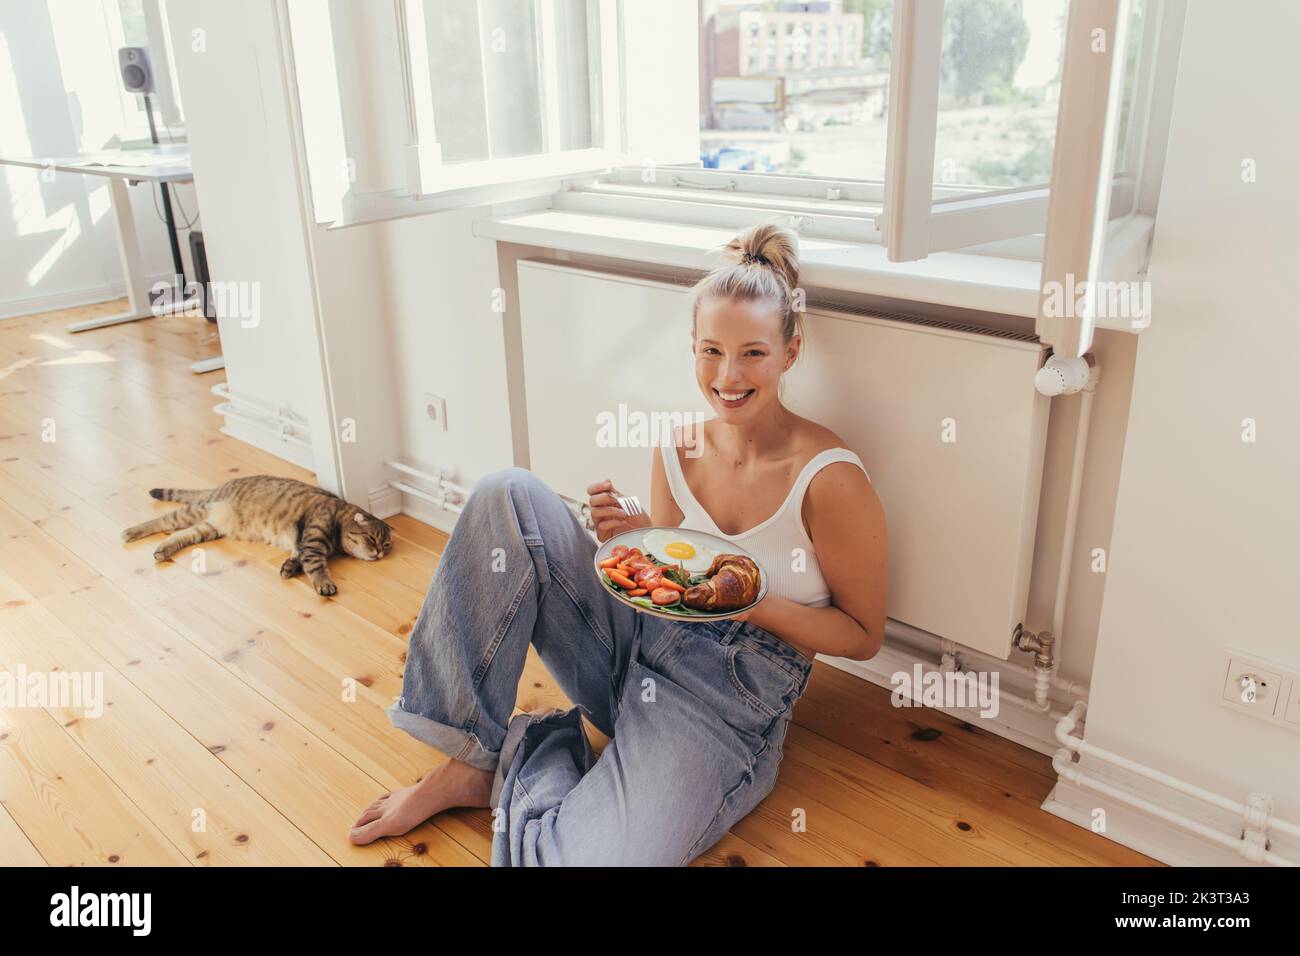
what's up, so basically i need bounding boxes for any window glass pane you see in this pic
[425,0,599,164]
[426,2,490,163]
[698,0,895,181]
[1113,0,1147,175]
[157,0,184,119]
[553,0,597,151]
[932,0,1069,190]
[479,0,543,159]
[116,0,150,46]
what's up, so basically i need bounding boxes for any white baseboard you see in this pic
[397,491,460,536]
[367,485,403,519]
[0,282,125,321]
[218,420,315,472]
[1042,769,1298,866]
[0,273,186,322]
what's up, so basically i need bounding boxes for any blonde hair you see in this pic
[690,222,804,356]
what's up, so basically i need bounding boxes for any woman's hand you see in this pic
[586,478,652,543]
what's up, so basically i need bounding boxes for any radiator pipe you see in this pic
[1017,355,1102,710]
[388,479,464,515]
[210,382,311,450]
[384,460,469,516]
[385,459,471,499]
[1054,701,1298,866]
[211,382,309,426]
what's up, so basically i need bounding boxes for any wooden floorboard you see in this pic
[0,298,1158,866]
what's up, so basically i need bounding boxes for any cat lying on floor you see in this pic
[122,475,393,596]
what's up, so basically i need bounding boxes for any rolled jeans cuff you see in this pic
[386,698,500,773]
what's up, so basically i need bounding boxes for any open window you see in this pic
[881,0,1180,268]
[284,0,1181,306]
[875,0,1185,352]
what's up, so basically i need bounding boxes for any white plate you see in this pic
[593,527,768,621]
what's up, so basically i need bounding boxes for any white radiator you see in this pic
[516,258,1049,659]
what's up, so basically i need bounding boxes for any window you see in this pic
[397,0,623,195]
[671,0,1173,266]
[694,1,1073,213]
[289,0,699,225]
[286,0,1179,299]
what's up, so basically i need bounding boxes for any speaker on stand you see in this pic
[119,46,188,305]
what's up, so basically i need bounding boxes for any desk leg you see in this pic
[68,177,159,333]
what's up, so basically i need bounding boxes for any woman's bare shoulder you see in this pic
[791,415,850,459]
[796,418,872,502]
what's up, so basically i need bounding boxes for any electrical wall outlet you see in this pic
[1219,649,1300,734]
[424,393,448,431]
[1221,654,1282,715]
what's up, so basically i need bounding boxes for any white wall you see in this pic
[378,209,515,496]
[1084,0,1300,820]
[0,0,196,320]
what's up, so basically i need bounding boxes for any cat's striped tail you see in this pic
[149,487,210,503]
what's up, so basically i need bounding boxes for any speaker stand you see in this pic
[145,93,189,305]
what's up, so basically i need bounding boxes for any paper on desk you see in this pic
[66,152,180,168]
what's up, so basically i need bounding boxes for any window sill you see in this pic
[473,207,1045,318]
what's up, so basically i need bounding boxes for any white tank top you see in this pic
[659,433,871,608]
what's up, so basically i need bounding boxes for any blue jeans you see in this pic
[386,467,814,866]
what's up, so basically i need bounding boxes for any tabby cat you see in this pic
[121,475,393,596]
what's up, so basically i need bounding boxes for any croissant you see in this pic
[682,554,761,612]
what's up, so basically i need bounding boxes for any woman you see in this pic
[349,223,888,865]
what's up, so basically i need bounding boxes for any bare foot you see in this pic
[349,758,494,845]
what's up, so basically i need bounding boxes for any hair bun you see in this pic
[691,220,806,358]
[724,222,801,293]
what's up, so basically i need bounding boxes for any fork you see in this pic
[615,494,644,518]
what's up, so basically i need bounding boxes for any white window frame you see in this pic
[877,0,1181,266]
[144,0,185,129]
[879,0,1070,261]
[397,0,626,198]
[1037,0,1138,357]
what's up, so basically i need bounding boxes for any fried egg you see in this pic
[642,529,717,574]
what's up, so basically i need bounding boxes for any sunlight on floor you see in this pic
[0,357,38,381]
[23,332,117,368]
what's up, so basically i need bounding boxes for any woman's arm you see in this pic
[743,462,887,662]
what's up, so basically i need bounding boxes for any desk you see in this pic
[0,146,222,372]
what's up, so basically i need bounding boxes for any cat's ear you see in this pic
[354,512,369,526]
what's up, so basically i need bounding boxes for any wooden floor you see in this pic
[0,299,1156,867]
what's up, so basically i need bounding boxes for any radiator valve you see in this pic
[1012,623,1056,671]
[1035,354,1097,396]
